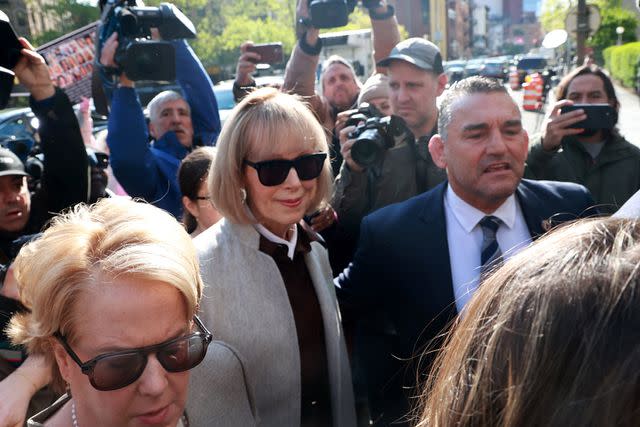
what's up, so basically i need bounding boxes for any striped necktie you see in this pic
[479,215,503,277]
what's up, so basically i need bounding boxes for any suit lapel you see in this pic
[417,182,455,306]
[516,181,549,239]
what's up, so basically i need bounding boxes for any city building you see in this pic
[0,0,60,39]
[503,0,523,25]
[390,0,430,40]
[447,0,472,59]
[472,5,489,56]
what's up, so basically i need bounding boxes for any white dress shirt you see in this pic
[444,185,532,312]
[247,207,298,260]
[253,222,298,260]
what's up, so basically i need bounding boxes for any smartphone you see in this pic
[246,43,284,65]
[560,104,616,130]
[0,11,23,70]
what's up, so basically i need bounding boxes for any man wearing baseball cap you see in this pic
[333,37,448,243]
[0,148,31,239]
[0,36,87,426]
[0,38,87,265]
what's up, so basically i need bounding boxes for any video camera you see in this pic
[347,105,413,168]
[98,0,196,81]
[0,10,23,109]
[308,0,382,29]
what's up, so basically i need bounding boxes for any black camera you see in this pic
[349,115,412,168]
[345,102,382,128]
[98,1,196,81]
[308,0,381,29]
[0,11,23,109]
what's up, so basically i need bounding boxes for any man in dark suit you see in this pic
[336,76,597,426]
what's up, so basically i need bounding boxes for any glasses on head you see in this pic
[194,195,210,201]
[55,315,212,391]
[243,153,327,187]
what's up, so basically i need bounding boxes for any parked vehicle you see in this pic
[516,55,548,84]
[213,80,235,126]
[464,58,485,77]
[444,60,466,85]
[213,75,284,126]
[0,108,38,158]
[480,59,509,81]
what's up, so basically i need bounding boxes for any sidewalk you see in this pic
[614,81,640,147]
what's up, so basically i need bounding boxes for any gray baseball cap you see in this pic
[0,147,28,178]
[377,38,444,74]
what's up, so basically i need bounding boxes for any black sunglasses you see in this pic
[55,315,212,391]
[243,153,327,187]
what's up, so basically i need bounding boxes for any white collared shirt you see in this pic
[444,185,532,312]
[253,222,298,260]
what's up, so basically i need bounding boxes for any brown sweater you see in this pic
[259,227,332,426]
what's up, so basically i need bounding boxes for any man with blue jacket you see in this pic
[100,33,220,218]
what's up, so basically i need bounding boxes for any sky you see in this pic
[524,0,543,14]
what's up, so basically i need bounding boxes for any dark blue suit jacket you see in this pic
[336,179,597,425]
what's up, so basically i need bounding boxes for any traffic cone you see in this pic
[509,70,520,90]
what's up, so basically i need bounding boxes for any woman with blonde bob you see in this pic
[8,198,212,426]
[191,87,356,425]
[417,217,640,427]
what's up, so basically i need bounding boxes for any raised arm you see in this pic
[14,38,88,216]
[369,2,401,74]
[174,40,220,146]
[101,33,167,201]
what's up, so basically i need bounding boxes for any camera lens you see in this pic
[351,129,385,168]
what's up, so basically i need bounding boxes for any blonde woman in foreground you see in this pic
[8,198,211,426]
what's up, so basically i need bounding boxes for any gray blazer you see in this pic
[188,219,356,426]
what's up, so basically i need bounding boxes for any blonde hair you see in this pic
[8,198,203,391]
[417,218,640,426]
[209,87,332,224]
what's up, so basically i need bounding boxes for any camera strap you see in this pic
[407,134,431,193]
[365,163,383,213]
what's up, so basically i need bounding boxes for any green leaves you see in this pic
[33,0,100,46]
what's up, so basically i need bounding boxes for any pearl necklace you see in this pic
[71,400,78,427]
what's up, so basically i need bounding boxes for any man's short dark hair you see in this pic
[438,76,509,141]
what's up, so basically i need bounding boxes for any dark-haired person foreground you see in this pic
[337,77,597,426]
[192,87,355,425]
[526,65,640,213]
[7,198,210,426]
[417,217,640,426]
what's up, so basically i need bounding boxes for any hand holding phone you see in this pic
[246,43,284,65]
[541,100,614,151]
[560,104,616,130]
